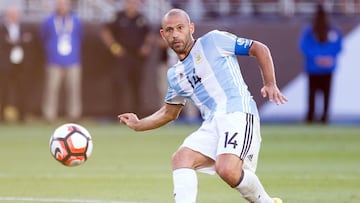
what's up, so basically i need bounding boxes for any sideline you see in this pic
[0,196,139,203]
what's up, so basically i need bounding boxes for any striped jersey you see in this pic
[165,30,259,121]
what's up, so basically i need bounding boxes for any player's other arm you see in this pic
[249,40,288,105]
[118,103,183,131]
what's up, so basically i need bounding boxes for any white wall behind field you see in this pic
[260,24,360,124]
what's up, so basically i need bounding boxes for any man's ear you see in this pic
[159,29,165,40]
[189,23,195,35]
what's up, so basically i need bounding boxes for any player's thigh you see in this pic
[176,121,218,171]
[215,112,261,172]
[172,147,214,170]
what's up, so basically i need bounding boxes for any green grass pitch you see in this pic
[0,122,359,203]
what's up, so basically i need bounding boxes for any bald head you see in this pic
[160,9,195,60]
[55,0,71,16]
[162,9,191,29]
[5,6,20,23]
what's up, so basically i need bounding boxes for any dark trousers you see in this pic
[0,64,25,122]
[306,73,332,123]
[112,55,145,117]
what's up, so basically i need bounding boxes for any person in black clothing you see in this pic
[0,6,32,123]
[101,0,153,117]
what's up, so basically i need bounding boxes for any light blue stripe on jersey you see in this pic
[165,30,259,120]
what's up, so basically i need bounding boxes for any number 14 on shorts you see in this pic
[224,132,238,149]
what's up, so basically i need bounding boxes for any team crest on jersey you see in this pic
[195,53,203,64]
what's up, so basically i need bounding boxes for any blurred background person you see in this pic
[40,0,83,123]
[299,3,343,124]
[0,5,33,123]
[101,0,153,118]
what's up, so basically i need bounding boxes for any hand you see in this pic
[110,43,125,57]
[118,113,139,129]
[261,84,288,105]
[315,56,334,68]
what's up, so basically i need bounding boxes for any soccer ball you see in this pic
[49,123,93,167]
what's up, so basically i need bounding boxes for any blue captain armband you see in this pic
[234,37,253,56]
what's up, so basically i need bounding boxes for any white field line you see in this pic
[0,196,139,203]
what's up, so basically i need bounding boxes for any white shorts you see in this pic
[180,112,261,174]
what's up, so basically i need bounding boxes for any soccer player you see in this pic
[118,8,287,203]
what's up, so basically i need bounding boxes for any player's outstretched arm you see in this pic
[249,40,288,105]
[118,103,183,131]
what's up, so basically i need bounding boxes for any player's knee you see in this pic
[172,147,214,170]
[171,148,194,169]
[215,163,236,178]
[171,151,182,166]
[215,162,242,187]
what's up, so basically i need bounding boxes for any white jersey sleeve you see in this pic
[209,30,253,56]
